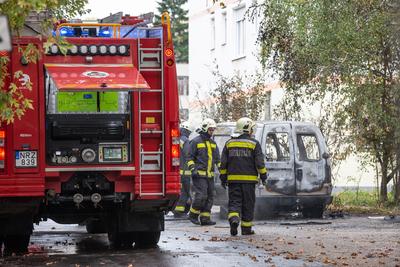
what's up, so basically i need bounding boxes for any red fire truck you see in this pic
[0,13,180,252]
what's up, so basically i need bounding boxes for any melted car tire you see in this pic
[302,205,324,219]
[134,231,161,248]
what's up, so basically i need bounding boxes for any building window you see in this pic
[221,12,227,45]
[234,6,246,57]
[178,76,189,96]
[180,108,189,121]
[211,17,215,50]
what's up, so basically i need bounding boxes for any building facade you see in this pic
[188,0,281,124]
[187,0,376,187]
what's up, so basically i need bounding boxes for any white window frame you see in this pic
[233,5,246,59]
[210,16,215,51]
[221,11,227,46]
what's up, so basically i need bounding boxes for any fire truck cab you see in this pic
[0,13,180,252]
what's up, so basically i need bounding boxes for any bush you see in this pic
[330,190,400,215]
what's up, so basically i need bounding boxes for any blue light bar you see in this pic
[99,27,112,37]
[59,27,75,37]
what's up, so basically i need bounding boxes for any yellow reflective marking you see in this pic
[226,141,255,149]
[197,143,206,148]
[197,170,214,177]
[206,141,212,176]
[227,175,258,181]
[258,167,267,174]
[180,170,192,175]
[228,212,240,219]
[145,117,155,123]
[211,143,216,149]
[220,169,227,174]
[241,221,253,227]
[174,206,185,212]
[190,207,201,214]
[200,212,210,217]
[187,160,195,167]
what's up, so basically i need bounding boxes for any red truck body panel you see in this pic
[0,25,180,201]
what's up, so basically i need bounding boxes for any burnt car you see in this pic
[213,121,333,219]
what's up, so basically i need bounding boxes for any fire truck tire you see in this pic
[108,231,135,249]
[0,235,3,253]
[134,231,161,248]
[3,234,30,255]
[86,219,107,234]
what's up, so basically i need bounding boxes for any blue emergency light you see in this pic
[99,28,112,37]
[57,27,75,37]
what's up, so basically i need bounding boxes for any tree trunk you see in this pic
[394,149,400,203]
[380,153,389,202]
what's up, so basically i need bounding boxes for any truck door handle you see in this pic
[296,169,303,181]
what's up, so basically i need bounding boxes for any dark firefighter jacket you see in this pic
[220,133,267,183]
[187,132,220,178]
[180,128,192,176]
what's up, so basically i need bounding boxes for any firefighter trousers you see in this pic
[190,176,214,215]
[174,175,191,213]
[228,183,255,226]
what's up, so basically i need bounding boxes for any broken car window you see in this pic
[265,132,290,162]
[296,134,320,161]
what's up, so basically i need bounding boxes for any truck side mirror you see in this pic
[322,152,330,159]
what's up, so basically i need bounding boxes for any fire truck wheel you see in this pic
[0,235,3,254]
[134,231,161,248]
[3,234,30,256]
[86,219,107,234]
[108,231,135,249]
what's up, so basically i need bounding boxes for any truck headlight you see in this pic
[81,148,96,163]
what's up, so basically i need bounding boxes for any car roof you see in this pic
[217,121,317,128]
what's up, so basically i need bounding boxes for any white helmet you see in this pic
[180,121,191,132]
[235,117,256,134]
[201,118,217,132]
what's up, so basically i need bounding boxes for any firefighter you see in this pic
[187,118,220,225]
[173,121,193,218]
[219,117,267,236]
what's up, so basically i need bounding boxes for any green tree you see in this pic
[0,0,88,125]
[155,0,188,63]
[198,67,269,123]
[253,0,400,202]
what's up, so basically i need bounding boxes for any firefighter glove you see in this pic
[221,180,227,190]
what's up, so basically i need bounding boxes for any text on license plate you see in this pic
[15,151,37,167]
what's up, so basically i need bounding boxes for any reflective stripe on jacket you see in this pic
[179,133,191,176]
[187,133,220,178]
[220,134,267,183]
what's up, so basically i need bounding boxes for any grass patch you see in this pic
[328,190,400,215]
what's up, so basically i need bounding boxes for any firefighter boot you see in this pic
[199,216,216,226]
[173,210,186,218]
[229,218,239,236]
[188,211,200,225]
[173,205,187,218]
[241,226,255,235]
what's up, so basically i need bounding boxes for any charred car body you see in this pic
[213,121,333,219]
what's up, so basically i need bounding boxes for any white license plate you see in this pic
[15,151,37,168]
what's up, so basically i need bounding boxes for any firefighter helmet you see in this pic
[180,121,191,131]
[201,118,217,132]
[235,117,256,134]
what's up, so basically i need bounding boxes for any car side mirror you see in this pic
[322,152,330,159]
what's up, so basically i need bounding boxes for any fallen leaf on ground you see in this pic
[189,237,200,241]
